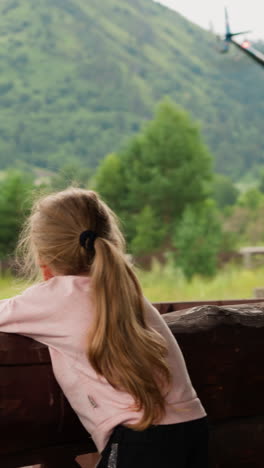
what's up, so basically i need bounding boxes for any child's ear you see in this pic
[40,265,54,281]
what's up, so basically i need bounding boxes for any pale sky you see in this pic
[154,0,264,40]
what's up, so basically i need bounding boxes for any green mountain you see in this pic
[0,0,263,178]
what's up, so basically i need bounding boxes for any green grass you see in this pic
[2,264,264,302]
[137,262,264,302]
[0,276,29,299]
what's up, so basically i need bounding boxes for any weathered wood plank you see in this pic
[154,298,264,314]
[162,303,264,331]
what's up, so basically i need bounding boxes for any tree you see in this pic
[173,201,222,280]
[238,188,263,210]
[0,170,33,260]
[213,174,239,209]
[258,168,264,194]
[95,99,213,255]
[50,161,92,190]
[131,205,167,256]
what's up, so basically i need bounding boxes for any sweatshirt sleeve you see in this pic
[0,279,67,344]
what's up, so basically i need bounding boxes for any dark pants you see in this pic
[97,416,209,468]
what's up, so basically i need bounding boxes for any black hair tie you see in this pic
[79,230,98,251]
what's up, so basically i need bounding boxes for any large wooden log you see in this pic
[1,301,264,467]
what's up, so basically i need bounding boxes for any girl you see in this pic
[0,188,208,468]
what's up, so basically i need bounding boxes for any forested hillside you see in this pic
[0,0,263,178]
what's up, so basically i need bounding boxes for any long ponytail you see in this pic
[89,236,171,430]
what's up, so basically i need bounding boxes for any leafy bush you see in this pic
[173,202,222,280]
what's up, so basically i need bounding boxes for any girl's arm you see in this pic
[0,279,66,344]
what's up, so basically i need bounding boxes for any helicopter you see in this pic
[218,8,264,67]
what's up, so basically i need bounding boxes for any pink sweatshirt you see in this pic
[0,276,206,452]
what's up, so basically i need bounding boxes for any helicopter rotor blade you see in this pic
[230,30,252,37]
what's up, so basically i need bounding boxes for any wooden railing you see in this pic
[1,298,264,468]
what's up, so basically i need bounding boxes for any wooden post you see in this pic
[244,251,252,268]
[253,287,264,298]
[239,246,264,268]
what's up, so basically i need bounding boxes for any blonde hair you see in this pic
[18,187,171,430]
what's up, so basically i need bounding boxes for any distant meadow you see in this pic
[137,263,264,302]
[0,275,29,299]
[2,264,264,302]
